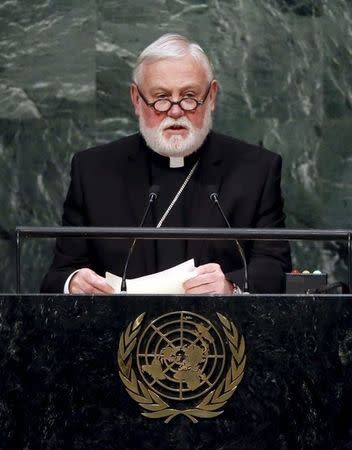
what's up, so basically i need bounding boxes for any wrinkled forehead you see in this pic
[137,55,210,90]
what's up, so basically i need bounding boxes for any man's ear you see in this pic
[209,79,219,112]
[130,84,140,116]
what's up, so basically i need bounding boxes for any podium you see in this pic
[1,293,351,449]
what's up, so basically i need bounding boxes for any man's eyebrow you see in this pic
[149,85,202,95]
[180,86,201,94]
[149,87,172,95]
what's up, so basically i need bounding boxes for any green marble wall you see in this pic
[1,0,351,292]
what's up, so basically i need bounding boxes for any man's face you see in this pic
[130,55,218,157]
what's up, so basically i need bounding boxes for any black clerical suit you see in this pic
[41,131,292,293]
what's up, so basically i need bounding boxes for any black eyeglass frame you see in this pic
[135,82,213,113]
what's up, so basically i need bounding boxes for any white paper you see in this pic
[105,259,195,294]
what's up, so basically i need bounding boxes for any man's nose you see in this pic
[167,102,184,119]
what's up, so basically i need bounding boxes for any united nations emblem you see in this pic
[117,311,246,423]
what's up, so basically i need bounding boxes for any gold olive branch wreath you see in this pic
[117,312,246,424]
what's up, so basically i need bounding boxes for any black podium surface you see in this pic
[1,294,351,450]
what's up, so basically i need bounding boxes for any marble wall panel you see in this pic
[0,0,96,120]
[0,0,351,291]
[0,120,20,292]
[211,0,324,123]
[316,119,352,228]
[0,118,94,292]
[322,0,352,118]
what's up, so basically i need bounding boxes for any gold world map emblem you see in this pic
[117,311,246,423]
[137,311,226,401]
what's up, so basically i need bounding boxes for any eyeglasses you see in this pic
[135,82,213,113]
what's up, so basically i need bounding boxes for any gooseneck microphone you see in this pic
[120,185,159,292]
[208,187,249,292]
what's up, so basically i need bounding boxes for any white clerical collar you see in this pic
[169,157,184,168]
[169,156,185,169]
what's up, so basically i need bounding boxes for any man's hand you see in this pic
[69,268,114,294]
[183,263,233,295]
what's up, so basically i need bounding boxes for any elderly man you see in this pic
[41,34,291,294]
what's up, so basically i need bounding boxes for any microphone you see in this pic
[120,185,159,292]
[208,186,249,293]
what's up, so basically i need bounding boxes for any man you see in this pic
[41,34,291,294]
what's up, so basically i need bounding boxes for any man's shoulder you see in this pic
[210,131,281,163]
[73,133,140,164]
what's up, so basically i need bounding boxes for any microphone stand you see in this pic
[209,191,249,292]
[120,187,159,292]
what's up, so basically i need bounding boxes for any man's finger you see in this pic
[194,263,221,275]
[185,285,216,295]
[85,272,114,293]
[70,269,114,294]
[72,279,113,294]
[183,272,218,290]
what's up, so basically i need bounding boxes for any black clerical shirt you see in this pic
[144,140,202,272]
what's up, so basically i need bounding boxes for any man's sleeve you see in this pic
[226,154,292,293]
[40,154,93,293]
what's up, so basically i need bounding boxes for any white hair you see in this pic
[132,34,214,85]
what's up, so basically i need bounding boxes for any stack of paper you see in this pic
[105,259,195,294]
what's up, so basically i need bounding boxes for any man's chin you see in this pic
[143,132,208,158]
[162,128,189,140]
[155,141,197,158]
[141,129,196,157]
